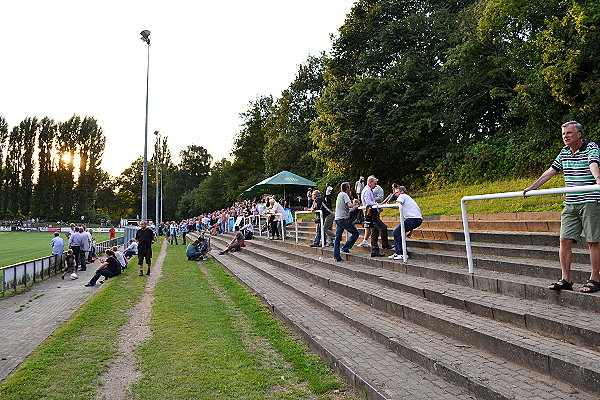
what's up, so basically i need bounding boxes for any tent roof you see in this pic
[241,171,316,198]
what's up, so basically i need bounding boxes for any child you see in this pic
[62,249,77,280]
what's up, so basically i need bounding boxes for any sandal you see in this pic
[548,279,573,291]
[579,279,600,294]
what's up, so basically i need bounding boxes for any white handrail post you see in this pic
[399,204,408,262]
[280,216,285,242]
[462,199,475,273]
[295,211,299,244]
[319,210,325,248]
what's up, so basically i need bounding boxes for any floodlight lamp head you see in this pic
[140,30,151,45]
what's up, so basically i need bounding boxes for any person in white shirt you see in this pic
[268,198,286,239]
[50,232,64,255]
[112,246,127,269]
[389,186,422,260]
[325,183,333,208]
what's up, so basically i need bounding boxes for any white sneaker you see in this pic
[358,240,370,247]
[388,253,403,260]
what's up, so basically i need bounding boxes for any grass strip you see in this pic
[0,258,147,399]
[203,259,341,395]
[132,246,354,399]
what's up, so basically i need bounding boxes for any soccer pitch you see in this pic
[0,231,116,269]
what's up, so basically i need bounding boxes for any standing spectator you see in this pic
[69,227,87,271]
[325,183,333,208]
[355,176,365,200]
[84,249,121,287]
[109,226,116,240]
[136,220,155,276]
[307,188,313,208]
[169,222,178,245]
[180,222,187,245]
[388,186,422,260]
[50,232,64,255]
[268,198,286,240]
[333,182,360,261]
[361,176,392,257]
[309,190,335,247]
[524,121,600,293]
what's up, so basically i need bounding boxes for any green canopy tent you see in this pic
[241,171,316,199]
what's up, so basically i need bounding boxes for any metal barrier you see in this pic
[294,210,324,248]
[359,203,407,262]
[461,184,600,273]
[1,236,123,297]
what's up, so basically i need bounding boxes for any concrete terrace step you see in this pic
[218,236,600,350]
[286,229,594,283]
[211,235,598,399]
[212,246,476,399]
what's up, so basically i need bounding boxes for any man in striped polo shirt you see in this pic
[524,121,600,293]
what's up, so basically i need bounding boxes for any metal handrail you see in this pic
[294,210,325,248]
[359,203,407,262]
[461,184,600,273]
[1,236,123,297]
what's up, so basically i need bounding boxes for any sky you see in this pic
[0,0,356,176]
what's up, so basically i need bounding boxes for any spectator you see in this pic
[268,198,286,240]
[309,190,335,247]
[355,176,365,199]
[325,183,333,208]
[361,175,393,257]
[333,182,360,262]
[123,239,138,260]
[307,188,313,208]
[136,220,155,276]
[218,226,245,255]
[50,232,64,256]
[112,246,127,270]
[62,249,77,280]
[240,220,254,240]
[109,226,116,240]
[524,120,600,293]
[84,249,121,287]
[186,239,206,261]
[388,186,422,260]
[69,227,87,271]
[169,222,178,245]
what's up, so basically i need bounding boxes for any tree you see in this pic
[33,117,57,218]
[0,117,8,218]
[76,116,106,214]
[178,144,212,189]
[264,55,326,180]
[19,118,38,216]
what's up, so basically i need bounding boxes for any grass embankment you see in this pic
[297,177,566,220]
[1,244,356,399]
[0,255,147,399]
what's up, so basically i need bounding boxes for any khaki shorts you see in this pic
[561,202,600,242]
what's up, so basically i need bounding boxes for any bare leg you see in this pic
[558,238,573,282]
[587,242,600,281]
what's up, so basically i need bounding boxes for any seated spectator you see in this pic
[62,249,77,280]
[240,220,254,240]
[112,246,127,269]
[123,239,138,259]
[218,226,245,255]
[186,240,207,261]
[84,249,121,287]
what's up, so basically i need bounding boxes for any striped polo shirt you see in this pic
[551,140,600,204]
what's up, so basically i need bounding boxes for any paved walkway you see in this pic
[0,260,102,382]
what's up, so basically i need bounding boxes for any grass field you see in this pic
[0,231,118,269]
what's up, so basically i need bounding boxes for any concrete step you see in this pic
[211,235,598,399]
[212,244,476,399]
[222,236,600,350]
[286,230,594,283]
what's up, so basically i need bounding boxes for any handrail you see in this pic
[294,210,324,248]
[1,237,123,297]
[264,212,286,241]
[359,203,407,262]
[461,184,600,273]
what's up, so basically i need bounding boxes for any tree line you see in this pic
[0,115,106,221]
[180,0,600,216]
[4,0,599,221]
